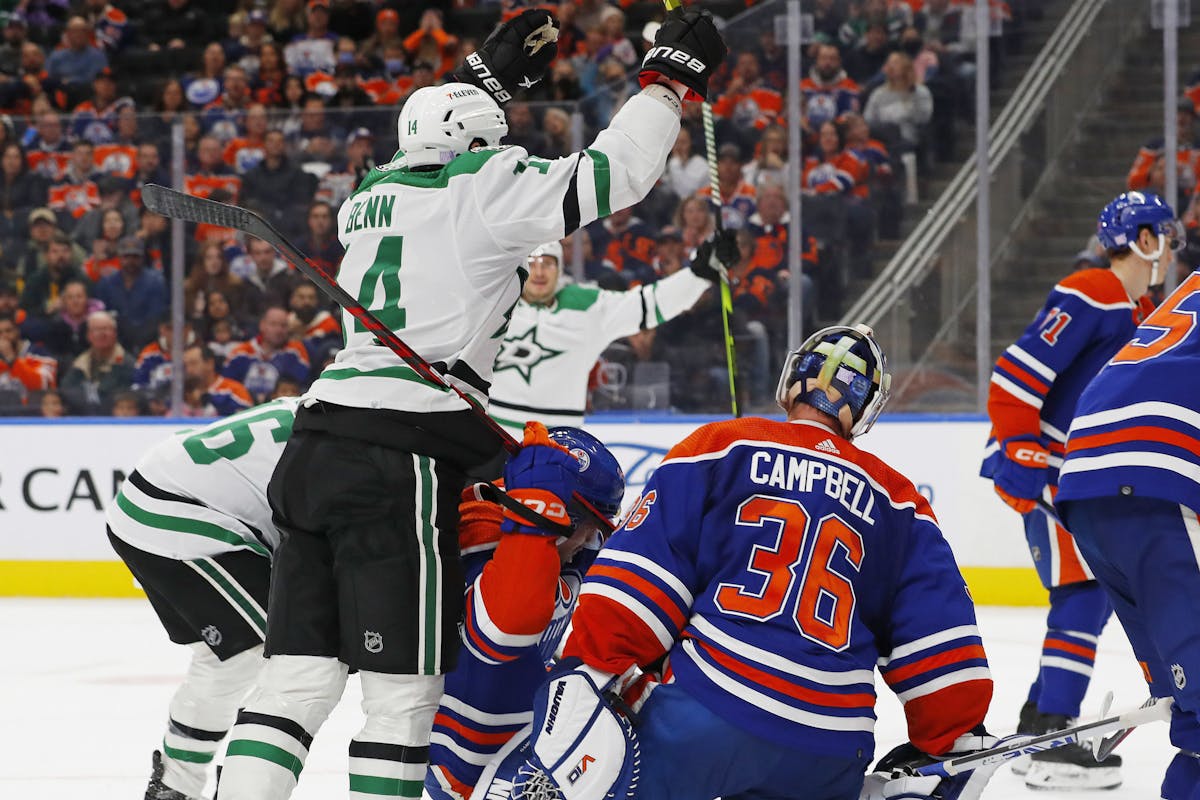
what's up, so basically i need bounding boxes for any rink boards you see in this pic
[0,415,1045,604]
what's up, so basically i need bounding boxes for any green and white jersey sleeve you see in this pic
[489,268,709,431]
[308,90,682,415]
[106,398,300,561]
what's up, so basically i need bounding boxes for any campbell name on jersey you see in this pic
[489,270,708,430]
[106,398,300,560]
[307,91,682,416]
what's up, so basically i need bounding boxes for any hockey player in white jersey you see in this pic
[489,233,737,431]
[105,397,300,800]
[217,8,727,800]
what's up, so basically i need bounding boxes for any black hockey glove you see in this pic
[456,8,559,106]
[639,9,727,102]
[690,229,738,283]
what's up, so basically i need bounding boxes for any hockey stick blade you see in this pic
[915,697,1173,778]
[1096,696,1164,760]
[142,184,615,532]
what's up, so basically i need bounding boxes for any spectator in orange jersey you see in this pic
[288,282,339,365]
[80,207,124,282]
[223,102,269,175]
[0,312,56,400]
[182,342,251,417]
[805,120,875,276]
[587,206,659,287]
[800,43,860,128]
[49,140,101,223]
[711,51,783,134]
[24,109,71,182]
[184,135,242,203]
[59,310,133,415]
[803,121,868,195]
[844,111,901,237]
[403,9,458,79]
[698,143,758,230]
[1128,98,1199,210]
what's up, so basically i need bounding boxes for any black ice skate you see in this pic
[1024,713,1123,790]
[1010,700,1039,776]
[144,750,203,800]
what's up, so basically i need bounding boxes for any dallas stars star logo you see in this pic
[494,326,562,384]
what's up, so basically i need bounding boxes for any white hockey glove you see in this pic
[861,734,1001,800]
[475,659,639,800]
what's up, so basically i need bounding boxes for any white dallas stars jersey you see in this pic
[489,270,709,430]
[307,89,682,415]
[106,398,300,561]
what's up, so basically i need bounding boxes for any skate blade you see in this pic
[1024,763,1122,791]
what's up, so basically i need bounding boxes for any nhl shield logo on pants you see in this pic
[1173,663,1187,690]
[364,630,384,654]
[201,625,222,647]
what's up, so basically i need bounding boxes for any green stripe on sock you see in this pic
[225,739,304,779]
[161,740,214,764]
[349,774,425,796]
[418,455,438,674]
[115,491,269,558]
[192,559,267,633]
[585,148,611,217]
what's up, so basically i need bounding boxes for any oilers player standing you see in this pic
[480,325,998,800]
[423,424,625,800]
[1057,195,1200,800]
[218,8,727,800]
[979,191,1173,788]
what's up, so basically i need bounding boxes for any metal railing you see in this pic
[837,0,1140,410]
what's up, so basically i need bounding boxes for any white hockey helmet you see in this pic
[396,83,508,167]
[528,241,564,272]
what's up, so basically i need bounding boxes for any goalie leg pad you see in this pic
[512,670,639,800]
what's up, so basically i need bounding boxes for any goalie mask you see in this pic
[396,83,508,167]
[776,324,892,440]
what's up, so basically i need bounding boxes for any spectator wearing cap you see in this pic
[863,52,933,150]
[664,127,710,200]
[242,130,316,238]
[0,142,48,253]
[45,17,107,89]
[59,309,132,415]
[48,140,100,223]
[285,0,337,77]
[403,9,457,80]
[0,12,28,76]
[597,6,637,67]
[800,44,861,129]
[359,7,404,63]
[315,127,373,209]
[0,311,56,400]
[144,0,214,52]
[712,52,784,135]
[94,236,166,351]
[42,277,102,363]
[21,231,87,322]
[698,143,758,231]
[14,206,60,283]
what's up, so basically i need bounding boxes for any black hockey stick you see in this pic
[142,184,614,532]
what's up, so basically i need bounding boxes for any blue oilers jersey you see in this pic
[426,486,600,800]
[981,269,1154,485]
[562,418,992,760]
[1059,269,1200,512]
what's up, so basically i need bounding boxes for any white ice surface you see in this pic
[0,599,1174,799]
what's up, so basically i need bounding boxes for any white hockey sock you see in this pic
[349,671,443,800]
[160,643,264,798]
[218,654,348,800]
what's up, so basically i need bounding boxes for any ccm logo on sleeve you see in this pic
[642,46,707,74]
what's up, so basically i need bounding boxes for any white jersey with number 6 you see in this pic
[106,398,301,561]
[307,90,683,415]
